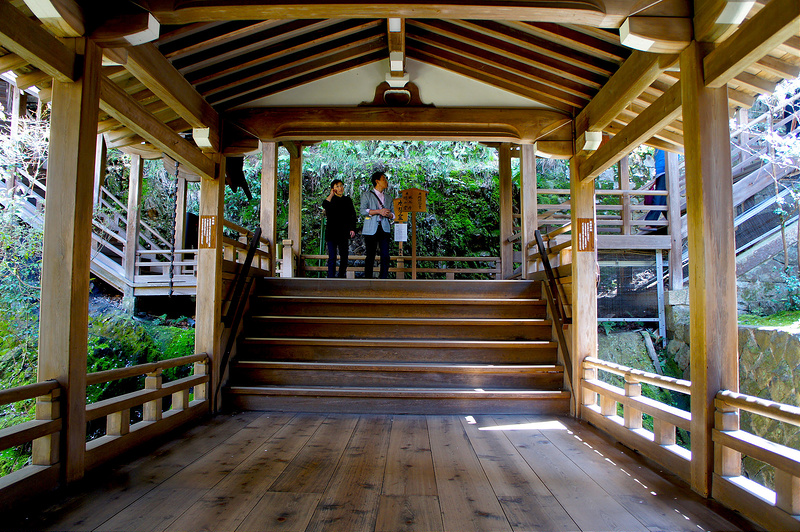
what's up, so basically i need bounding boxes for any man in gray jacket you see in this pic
[360,171,395,278]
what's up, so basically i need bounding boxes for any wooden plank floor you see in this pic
[2,413,754,532]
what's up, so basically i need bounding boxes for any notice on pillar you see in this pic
[199,215,217,249]
[576,218,595,252]
[394,223,408,242]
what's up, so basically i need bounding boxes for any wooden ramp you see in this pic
[3,413,751,532]
[224,279,570,415]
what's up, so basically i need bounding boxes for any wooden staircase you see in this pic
[223,278,571,414]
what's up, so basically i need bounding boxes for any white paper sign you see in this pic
[394,223,408,242]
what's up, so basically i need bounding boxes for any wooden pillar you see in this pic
[174,175,187,251]
[36,39,101,484]
[10,84,26,138]
[570,155,597,417]
[666,151,684,289]
[287,146,303,268]
[681,40,738,497]
[93,134,107,205]
[195,155,225,410]
[499,143,514,279]
[521,144,538,279]
[123,154,144,311]
[260,142,278,276]
[619,156,631,235]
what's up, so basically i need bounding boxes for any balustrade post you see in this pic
[775,470,800,515]
[582,366,597,407]
[32,389,61,466]
[600,394,616,417]
[107,408,130,437]
[143,369,163,422]
[624,375,642,429]
[193,360,208,402]
[653,417,676,446]
[280,239,295,277]
[172,388,190,411]
[714,403,741,477]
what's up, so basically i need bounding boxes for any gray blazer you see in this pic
[360,189,394,236]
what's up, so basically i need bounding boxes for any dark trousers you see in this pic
[326,240,349,278]
[645,173,667,221]
[364,227,390,279]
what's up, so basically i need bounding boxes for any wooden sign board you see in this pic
[399,188,427,212]
[576,218,595,252]
[199,215,217,249]
[393,198,408,223]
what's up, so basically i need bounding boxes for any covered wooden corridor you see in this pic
[1,413,751,532]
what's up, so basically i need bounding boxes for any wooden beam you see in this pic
[23,0,85,37]
[121,43,219,149]
[0,2,76,82]
[232,107,573,144]
[694,0,755,43]
[38,38,101,484]
[580,81,682,181]
[575,51,677,138]
[682,40,739,497]
[91,12,160,47]
[260,142,278,276]
[571,155,597,417]
[704,0,800,88]
[387,18,405,77]
[0,53,30,74]
[98,75,215,180]
[499,143,514,279]
[620,16,692,53]
[148,2,623,28]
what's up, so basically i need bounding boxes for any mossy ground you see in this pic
[738,310,800,329]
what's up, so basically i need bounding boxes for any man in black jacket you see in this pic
[322,179,358,278]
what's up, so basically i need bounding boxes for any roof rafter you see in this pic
[0,2,76,82]
[580,80,682,181]
[99,75,214,179]
[704,0,800,88]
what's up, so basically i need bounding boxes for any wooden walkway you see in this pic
[3,413,752,532]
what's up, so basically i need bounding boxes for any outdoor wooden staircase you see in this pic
[223,278,571,414]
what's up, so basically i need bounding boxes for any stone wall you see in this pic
[662,288,800,489]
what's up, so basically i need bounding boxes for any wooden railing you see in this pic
[296,253,501,279]
[712,390,800,532]
[0,354,210,509]
[581,356,692,482]
[0,380,62,503]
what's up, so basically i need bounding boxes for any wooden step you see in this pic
[257,278,542,299]
[224,385,571,415]
[237,338,559,364]
[251,295,548,319]
[247,316,553,341]
[230,361,564,389]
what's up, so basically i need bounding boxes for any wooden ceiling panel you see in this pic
[406,22,598,100]
[218,49,387,110]
[199,27,386,98]
[186,20,382,86]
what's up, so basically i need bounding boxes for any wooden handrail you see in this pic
[0,379,59,407]
[533,228,572,389]
[86,353,208,386]
[585,356,691,394]
[217,227,264,404]
[716,390,800,427]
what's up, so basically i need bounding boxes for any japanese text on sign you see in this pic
[400,188,427,212]
[393,198,408,223]
[199,215,217,249]
[576,218,595,252]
